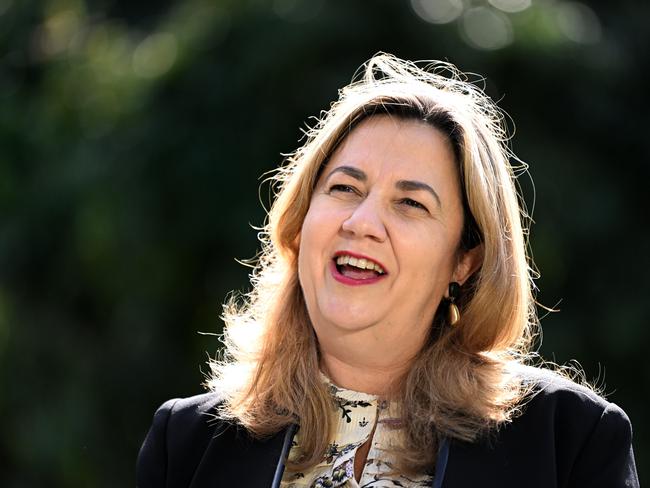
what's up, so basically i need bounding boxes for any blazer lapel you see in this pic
[432,437,450,488]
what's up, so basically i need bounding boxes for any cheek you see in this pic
[299,199,339,253]
[297,221,311,280]
[298,210,317,256]
[297,209,322,285]
[409,239,458,288]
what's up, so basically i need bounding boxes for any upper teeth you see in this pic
[336,255,385,274]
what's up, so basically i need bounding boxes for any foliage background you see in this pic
[1,0,647,485]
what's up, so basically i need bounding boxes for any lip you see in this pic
[330,251,388,286]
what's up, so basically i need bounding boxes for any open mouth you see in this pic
[333,254,386,281]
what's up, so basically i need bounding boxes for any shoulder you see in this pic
[137,391,292,488]
[137,391,230,488]
[152,391,225,432]
[151,392,228,450]
[509,364,633,442]
[446,365,638,487]
[514,364,630,428]
[506,365,637,486]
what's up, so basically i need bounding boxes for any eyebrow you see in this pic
[325,165,367,182]
[396,180,441,207]
[325,165,442,208]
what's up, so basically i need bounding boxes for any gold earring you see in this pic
[448,282,460,326]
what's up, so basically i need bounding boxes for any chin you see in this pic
[303,286,388,333]
[315,302,383,332]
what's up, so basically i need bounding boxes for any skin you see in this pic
[297,115,481,480]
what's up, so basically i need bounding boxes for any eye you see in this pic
[328,184,359,195]
[399,198,429,212]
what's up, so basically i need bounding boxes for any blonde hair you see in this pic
[208,53,537,473]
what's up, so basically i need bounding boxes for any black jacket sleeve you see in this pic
[568,401,638,487]
[443,368,639,488]
[137,394,223,488]
[136,392,288,488]
[137,398,179,487]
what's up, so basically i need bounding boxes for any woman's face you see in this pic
[298,115,478,354]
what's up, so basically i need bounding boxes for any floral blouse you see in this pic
[281,377,433,488]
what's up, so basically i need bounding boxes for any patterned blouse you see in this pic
[281,377,433,488]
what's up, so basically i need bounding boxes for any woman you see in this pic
[137,54,639,487]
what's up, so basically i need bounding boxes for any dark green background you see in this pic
[1,0,647,485]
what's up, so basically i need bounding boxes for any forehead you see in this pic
[324,115,457,182]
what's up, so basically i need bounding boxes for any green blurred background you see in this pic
[1,0,647,485]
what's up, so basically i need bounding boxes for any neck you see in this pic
[318,337,420,395]
[313,316,430,395]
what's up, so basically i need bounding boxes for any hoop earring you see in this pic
[448,282,460,326]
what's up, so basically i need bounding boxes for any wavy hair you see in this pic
[208,53,538,474]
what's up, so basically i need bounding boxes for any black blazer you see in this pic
[137,368,639,487]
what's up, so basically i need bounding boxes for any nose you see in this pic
[340,196,388,242]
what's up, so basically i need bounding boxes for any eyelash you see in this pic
[328,185,429,213]
[328,184,358,195]
[399,198,428,212]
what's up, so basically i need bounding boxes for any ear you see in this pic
[453,244,483,286]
